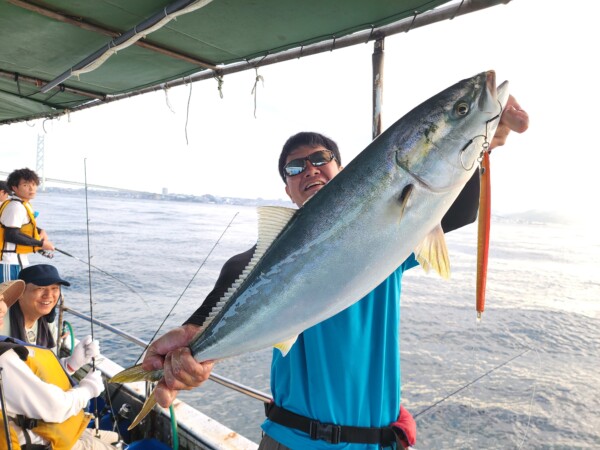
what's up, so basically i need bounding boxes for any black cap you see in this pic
[19,264,71,287]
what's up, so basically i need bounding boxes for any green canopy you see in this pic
[0,0,505,125]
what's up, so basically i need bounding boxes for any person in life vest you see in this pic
[0,280,118,450]
[0,265,71,355]
[0,181,9,204]
[0,168,55,283]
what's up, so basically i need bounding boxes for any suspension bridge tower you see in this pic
[36,134,46,191]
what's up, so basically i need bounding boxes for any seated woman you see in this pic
[0,264,69,353]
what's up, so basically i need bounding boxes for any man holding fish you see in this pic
[129,72,529,449]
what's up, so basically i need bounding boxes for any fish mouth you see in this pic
[478,70,498,112]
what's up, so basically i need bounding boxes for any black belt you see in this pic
[265,402,403,446]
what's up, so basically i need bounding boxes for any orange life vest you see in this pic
[0,342,91,450]
[0,411,21,450]
[0,199,41,257]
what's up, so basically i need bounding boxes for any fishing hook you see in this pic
[484,99,505,154]
[459,135,487,171]
[460,98,504,171]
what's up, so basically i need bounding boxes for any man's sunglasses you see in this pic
[283,150,336,177]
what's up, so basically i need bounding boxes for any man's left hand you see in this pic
[490,95,529,150]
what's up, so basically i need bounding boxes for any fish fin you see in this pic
[128,388,158,430]
[109,364,164,383]
[201,206,298,332]
[256,206,297,254]
[415,224,451,279]
[397,184,414,221]
[274,335,299,356]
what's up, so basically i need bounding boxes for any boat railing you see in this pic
[63,306,273,404]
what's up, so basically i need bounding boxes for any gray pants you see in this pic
[257,433,292,450]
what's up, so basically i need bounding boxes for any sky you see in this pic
[1,0,598,224]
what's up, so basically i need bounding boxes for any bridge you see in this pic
[1,134,162,195]
[0,170,160,195]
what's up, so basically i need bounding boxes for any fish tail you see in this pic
[128,388,158,430]
[109,364,164,383]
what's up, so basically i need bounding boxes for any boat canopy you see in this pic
[0,0,509,125]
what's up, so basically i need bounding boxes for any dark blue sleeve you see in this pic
[184,246,256,327]
[441,172,479,233]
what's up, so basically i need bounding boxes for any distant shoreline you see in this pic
[36,187,581,226]
[37,186,293,208]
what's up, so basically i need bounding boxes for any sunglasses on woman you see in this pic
[283,150,337,177]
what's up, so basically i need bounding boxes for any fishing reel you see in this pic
[37,249,55,259]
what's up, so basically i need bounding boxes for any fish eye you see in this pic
[455,102,469,116]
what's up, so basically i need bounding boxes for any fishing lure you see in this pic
[476,150,491,319]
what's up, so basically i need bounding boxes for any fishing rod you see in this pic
[413,347,532,419]
[51,248,150,308]
[135,212,239,364]
[100,212,242,434]
[83,159,101,438]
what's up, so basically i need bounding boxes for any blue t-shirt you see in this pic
[262,254,418,449]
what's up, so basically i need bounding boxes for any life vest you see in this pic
[0,199,41,257]
[0,339,91,450]
[0,411,21,450]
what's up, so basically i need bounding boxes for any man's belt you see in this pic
[264,402,402,446]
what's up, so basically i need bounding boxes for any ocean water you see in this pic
[29,190,599,449]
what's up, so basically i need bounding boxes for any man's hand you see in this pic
[490,95,529,150]
[39,230,55,251]
[142,324,215,408]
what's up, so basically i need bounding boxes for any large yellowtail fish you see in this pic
[112,71,509,428]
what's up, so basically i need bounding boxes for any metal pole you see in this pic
[372,38,385,140]
[0,368,14,450]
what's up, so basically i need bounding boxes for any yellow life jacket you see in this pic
[0,344,91,450]
[0,199,41,257]
[0,411,21,450]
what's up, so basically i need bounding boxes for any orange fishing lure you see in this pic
[476,151,491,319]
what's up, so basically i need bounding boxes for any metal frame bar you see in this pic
[7,0,218,71]
[54,0,512,112]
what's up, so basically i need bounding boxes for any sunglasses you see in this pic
[283,150,336,177]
